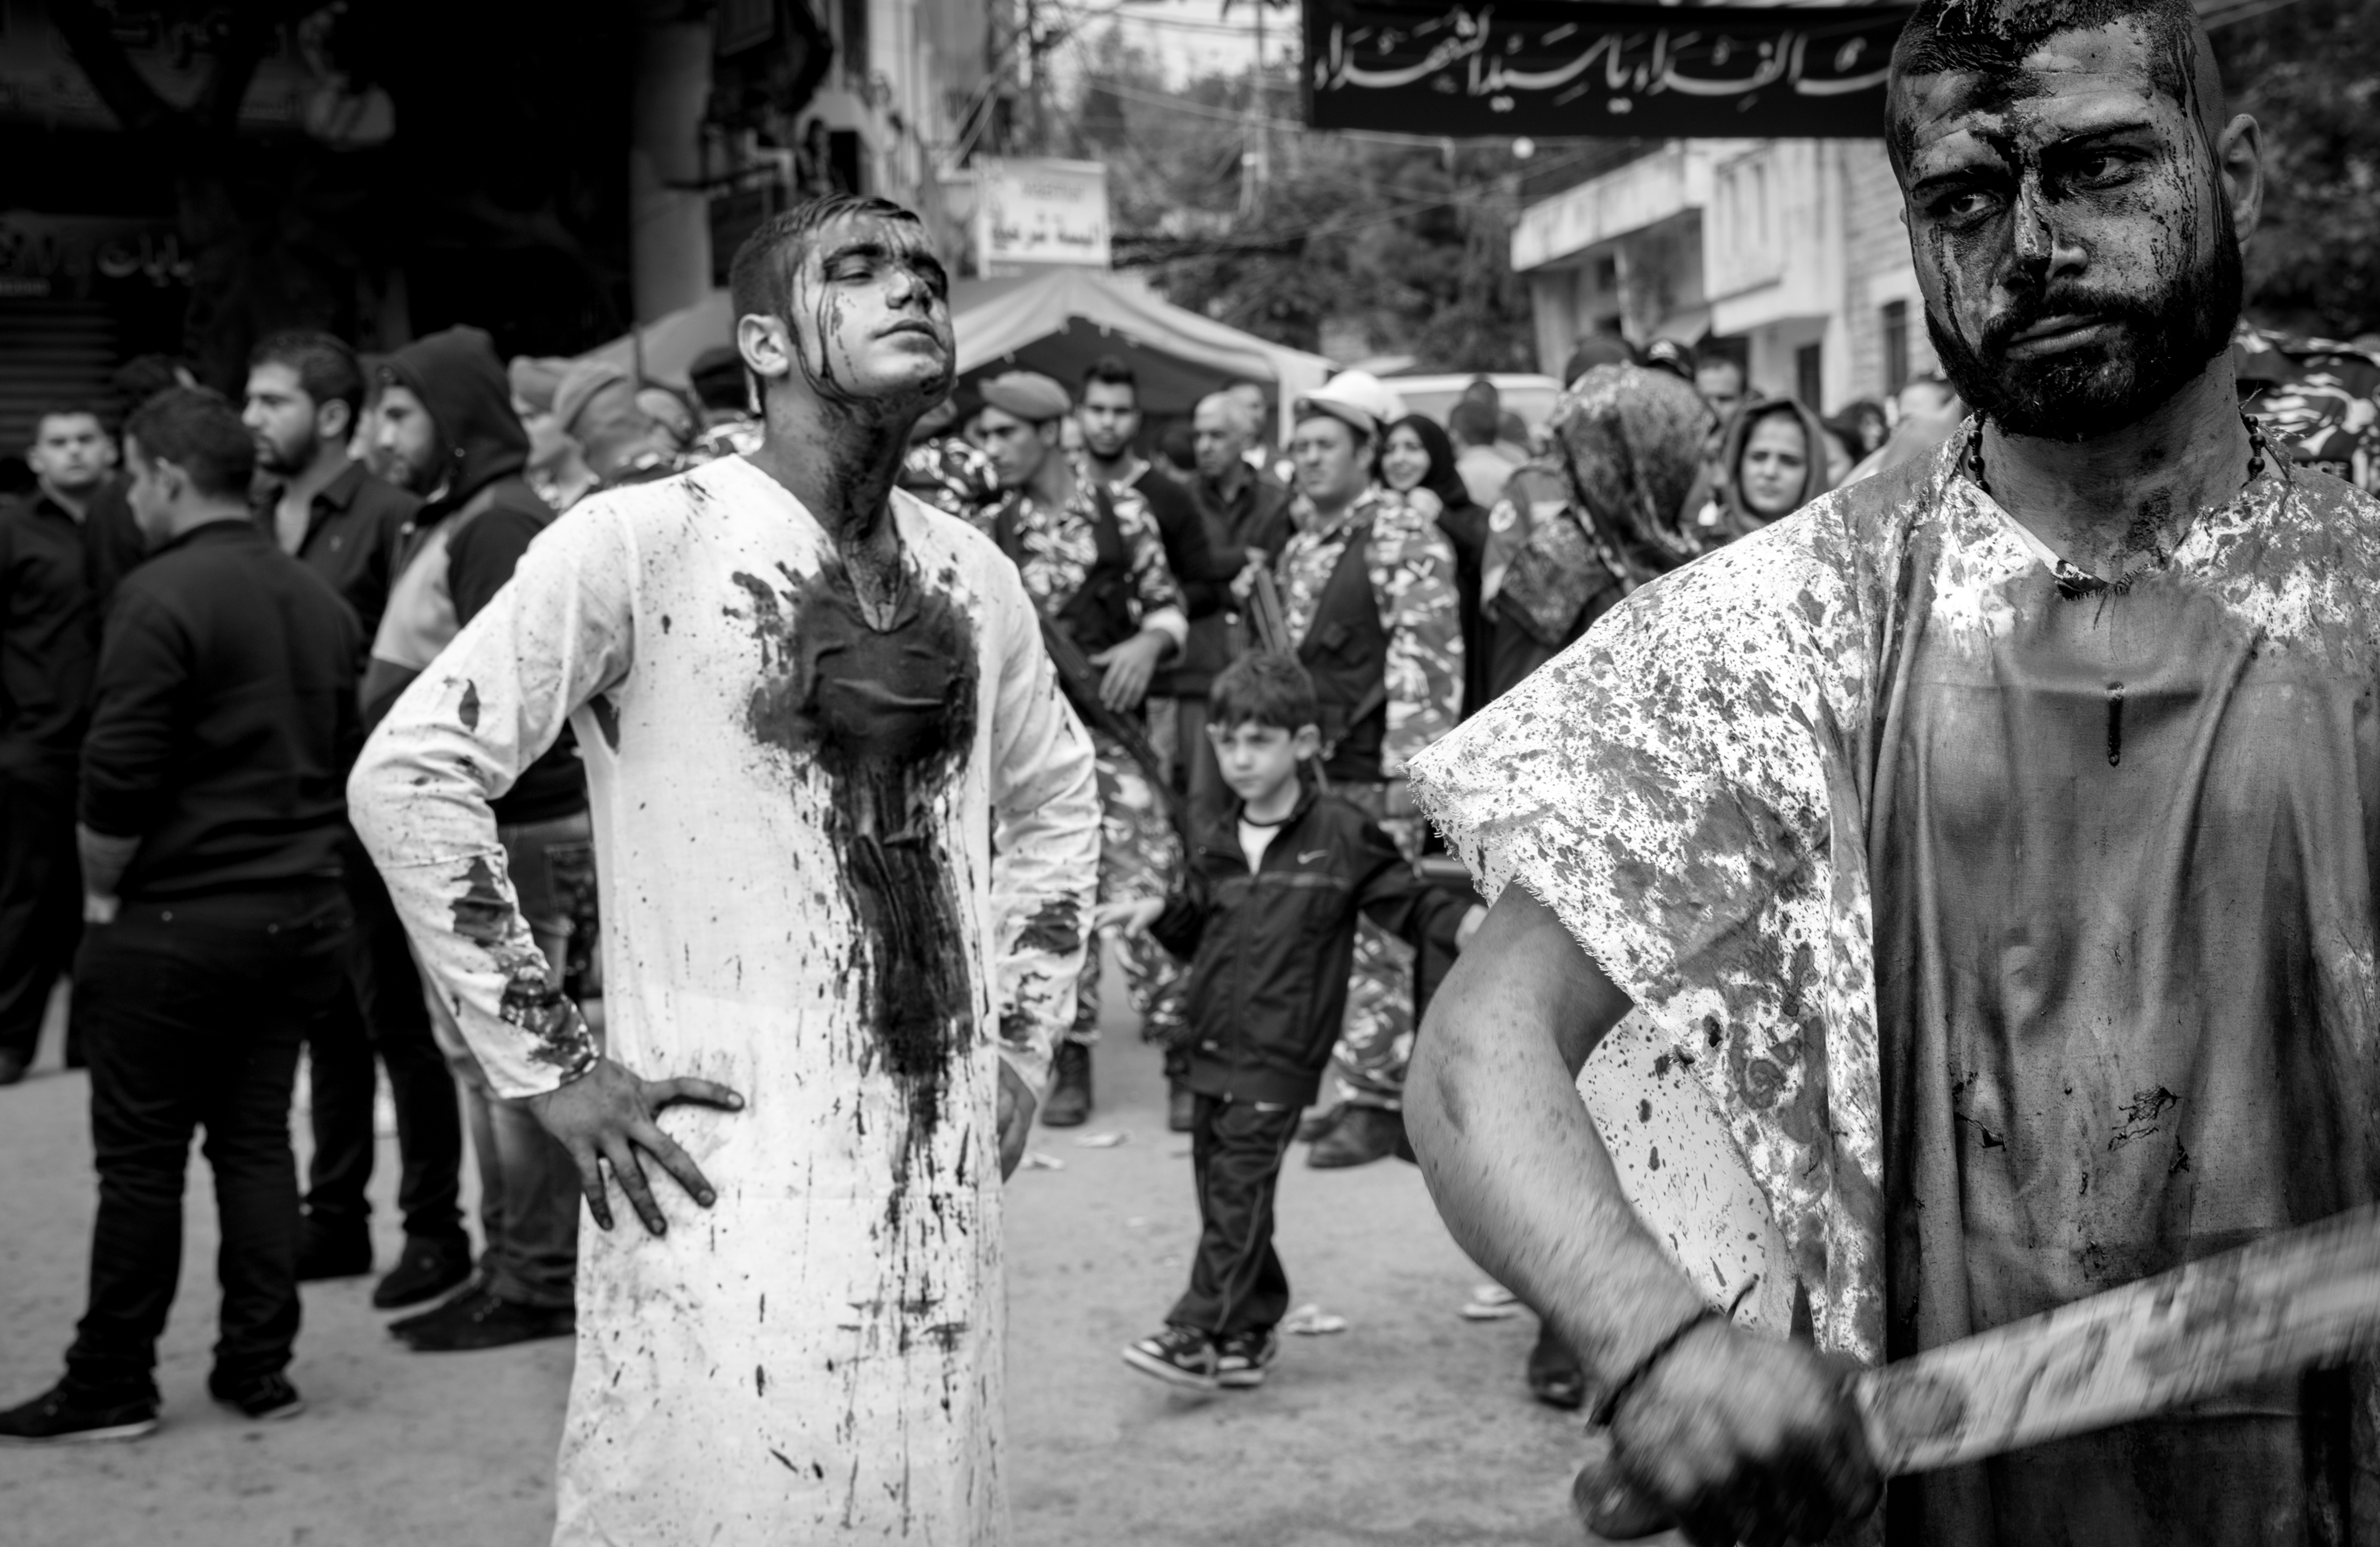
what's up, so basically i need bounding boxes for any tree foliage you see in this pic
[2221,0,2380,338]
[1057,27,1631,370]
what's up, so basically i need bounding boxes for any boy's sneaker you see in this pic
[1121,1325,1219,1391]
[0,1380,159,1444]
[209,1371,305,1421]
[1214,1327,1279,1389]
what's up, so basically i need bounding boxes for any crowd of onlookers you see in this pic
[0,328,778,1445]
[0,317,1971,1436]
[9,298,2377,1437]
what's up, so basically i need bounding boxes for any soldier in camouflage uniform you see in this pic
[2232,319,2380,491]
[976,370,1191,1126]
[1273,375,1463,1168]
[897,396,1000,519]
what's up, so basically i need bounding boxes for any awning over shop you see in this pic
[577,267,1333,438]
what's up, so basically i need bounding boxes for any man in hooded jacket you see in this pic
[364,326,593,1353]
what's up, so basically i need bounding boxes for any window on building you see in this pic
[1882,299,1910,395]
[1796,342,1823,411]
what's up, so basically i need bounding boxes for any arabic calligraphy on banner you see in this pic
[1302,1,1914,137]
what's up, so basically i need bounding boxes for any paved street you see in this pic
[0,968,1593,1546]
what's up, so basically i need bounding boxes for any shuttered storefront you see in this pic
[0,299,120,454]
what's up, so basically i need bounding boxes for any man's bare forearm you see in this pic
[1406,885,1711,1393]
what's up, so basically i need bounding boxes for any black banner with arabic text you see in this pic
[1302,1,1914,139]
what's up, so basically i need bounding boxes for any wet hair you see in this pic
[1209,652,1320,735]
[1082,355,1137,402]
[727,192,925,332]
[1449,400,1499,448]
[123,387,256,498]
[250,331,365,424]
[1887,0,2218,171]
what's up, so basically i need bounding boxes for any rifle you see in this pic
[1246,566,1293,656]
[1035,613,1193,846]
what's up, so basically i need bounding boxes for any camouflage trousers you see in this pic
[1070,725,1188,1048]
[1332,779,1421,1111]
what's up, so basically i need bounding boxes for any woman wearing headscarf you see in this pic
[1715,395,1835,540]
[1378,412,1491,719]
[1484,363,1714,704]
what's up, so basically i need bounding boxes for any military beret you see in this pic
[979,370,1071,424]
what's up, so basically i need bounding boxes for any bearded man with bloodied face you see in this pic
[1402,1,2380,1542]
[347,195,1099,1545]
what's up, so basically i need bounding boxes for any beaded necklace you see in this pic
[1965,413,2273,597]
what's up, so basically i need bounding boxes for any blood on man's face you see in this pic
[784,214,955,408]
[1894,16,2244,439]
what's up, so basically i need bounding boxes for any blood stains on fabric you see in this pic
[731,559,979,1199]
[448,854,595,1075]
[1013,896,1082,957]
[451,854,508,945]
[459,680,481,731]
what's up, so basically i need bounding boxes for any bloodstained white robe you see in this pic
[350,455,1099,1545]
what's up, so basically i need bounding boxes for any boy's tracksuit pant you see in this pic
[1167,1092,1305,1334]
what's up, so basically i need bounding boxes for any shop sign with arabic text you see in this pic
[1303,1,1913,137]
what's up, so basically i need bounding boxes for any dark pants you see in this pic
[304,852,466,1248]
[422,810,593,1309]
[65,885,352,1395]
[0,769,82,1066]
[461,1086,581,1308]
[1167,1092,1303,1335]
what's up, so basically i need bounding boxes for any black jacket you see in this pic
[81,520,359,901]
[370,326,584,826]
[0,492,102,795]
[1150,783,1468,1106]
[255,460,418,665]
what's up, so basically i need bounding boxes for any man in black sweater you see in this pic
[0,388,360,1441]
[245,330,471,1309]
[0,406,116,1085]
[363,326,594,1353]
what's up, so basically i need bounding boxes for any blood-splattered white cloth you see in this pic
[1412,423,2380,1400]
[350,454,1099,1546]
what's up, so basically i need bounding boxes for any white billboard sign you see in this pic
[974,157,1111,271]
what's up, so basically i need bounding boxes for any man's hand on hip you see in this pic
[525,1056,745,1235]
[996,1060,1037,1181]
[1597,1318,1880,1546]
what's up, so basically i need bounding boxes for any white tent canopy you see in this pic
[576,267,1332,439]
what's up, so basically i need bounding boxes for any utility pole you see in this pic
[1238,0,1271,215]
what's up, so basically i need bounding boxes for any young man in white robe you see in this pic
[348,192,1100,1546]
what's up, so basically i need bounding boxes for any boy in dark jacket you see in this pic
[1104,652,1482,1391]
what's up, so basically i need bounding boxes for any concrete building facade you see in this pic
[1512,136,1939,414]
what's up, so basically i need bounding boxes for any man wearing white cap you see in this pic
[347,193,1099,1544]
[976,368,1190,1126]
[1278,371,1464,1168]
